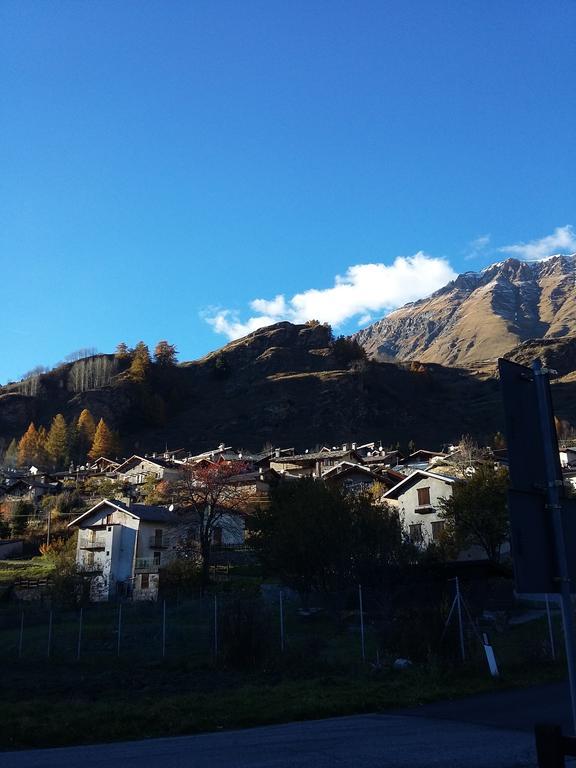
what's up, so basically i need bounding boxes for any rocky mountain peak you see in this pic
[354,253,576,366]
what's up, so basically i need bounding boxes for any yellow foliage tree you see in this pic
[45,414,69,468]
[17,423,41,467]
[88,418,118,461]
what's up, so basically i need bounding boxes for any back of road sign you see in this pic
[499,358,575,594]
[498,358,563,494]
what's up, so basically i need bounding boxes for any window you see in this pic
[141,573,150,589]
[431,520,445,541]
[153,551,161,566]
[417,487,431,506]
[153,528,163,546]
[213,526,223,546]
[409,523,423,543]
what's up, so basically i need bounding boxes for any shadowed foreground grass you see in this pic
[0,658,565,751]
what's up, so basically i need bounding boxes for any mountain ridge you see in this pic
[354,254,576,366]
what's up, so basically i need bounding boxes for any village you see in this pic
[2,431,574,605]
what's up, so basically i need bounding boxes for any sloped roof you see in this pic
[321,461,378,480]
[68,499,178,527]
[115,455,180,473]
[383,469,458,500]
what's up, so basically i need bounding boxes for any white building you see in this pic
[68,498,246,601]
[69,499,181,601]
[383,469,457,547]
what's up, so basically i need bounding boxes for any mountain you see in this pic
[0,322,508,455]
[354,254,576,367]
[3,317,576,458]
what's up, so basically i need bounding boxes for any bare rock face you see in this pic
[0,393,36,435]
[354,255,576,366]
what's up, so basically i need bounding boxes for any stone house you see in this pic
[114,455,183,487]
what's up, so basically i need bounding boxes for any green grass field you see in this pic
[0,593,567,751]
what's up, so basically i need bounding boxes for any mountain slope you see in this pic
[0,323,505,454]
[3,321,576,457]
[354,254,576,366]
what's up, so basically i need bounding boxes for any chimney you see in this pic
[342,444,347,452]
[352,442,356,450]
[275,448,280,458]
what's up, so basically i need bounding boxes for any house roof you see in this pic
[400,450,448,463]
[115,455,180,473]
[271,448,363,464]
[68,499,178,527]
[383,469,458,500]
[321,461,379,480]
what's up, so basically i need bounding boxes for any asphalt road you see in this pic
[1,683,570,768]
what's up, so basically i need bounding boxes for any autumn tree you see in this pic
[167,462,251,590]
[115,342,131,361]
[45,414,69,468]
[36,426,49,467]
[438,465,510,564]
[88,419,118,461]
[74,408,96,462]
[154,340,178,366]
[17,423,42,467]
[129,341,151,380]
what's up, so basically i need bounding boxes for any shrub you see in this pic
[331,336,367,366]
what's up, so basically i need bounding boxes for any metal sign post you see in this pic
[533,360,576,734]
[499,357,576,734]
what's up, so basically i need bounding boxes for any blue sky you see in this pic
[1,1,575,382]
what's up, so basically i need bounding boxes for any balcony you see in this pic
[135,558,160,573]
[79,560,104,573]
[148,536,169,549]
[79,534,106,550]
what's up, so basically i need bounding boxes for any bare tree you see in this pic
[166,461,252,590]
[64,348,99,363]
[69,356,118,392]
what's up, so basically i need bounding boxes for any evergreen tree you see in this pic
[17,423,40,467]
[46,414,69,468]
[88,419,118,460]
[115,342,131,360]
[4,439,18,468]
[129,341,151,380]
[153,340,178,366]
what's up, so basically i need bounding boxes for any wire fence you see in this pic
[0,577,566,673]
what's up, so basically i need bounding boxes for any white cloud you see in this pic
[205,252,457,341]
[500,225,576,262]
[464,234,491,261]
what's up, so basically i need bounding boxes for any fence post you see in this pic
[47,610,53,658]
[279,590,285,652]
[455,576,466,662]
[162,600,166,658]
[18,611,24,659]
[546,595,557,662]
[214,595,218,659]
[117,603,122,657]
[359,584,365,662]
[77,607,83,661]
